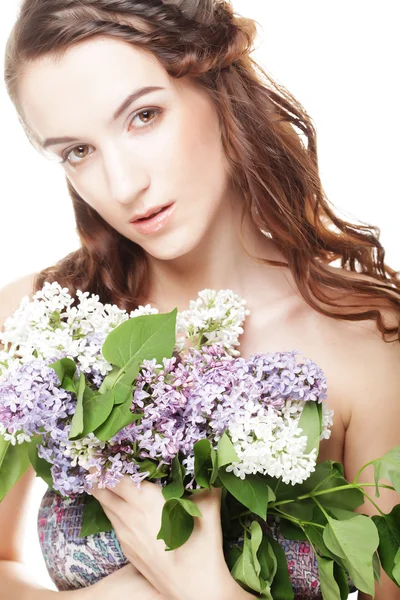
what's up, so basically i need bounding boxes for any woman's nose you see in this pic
[103,144,150,205]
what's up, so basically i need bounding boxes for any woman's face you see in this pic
[18,36,233,261]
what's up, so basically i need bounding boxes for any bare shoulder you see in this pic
[285,267,400,517]
[318,290,400,421]
[311,265,400,360]
[307,268,400,529]
[0,272,38,325]
[286,265,400,423]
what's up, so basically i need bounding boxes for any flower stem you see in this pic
[271,507,325,530]
[230,481,394,521]
[353,460,375,485]
[360,491,386,517]
[268,482,394,509]
[312,496,331,520]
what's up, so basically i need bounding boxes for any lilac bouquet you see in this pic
[0,282,399,600]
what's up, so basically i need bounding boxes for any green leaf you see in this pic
[257,534,277,587]
[249,521,263,578]
[101,309,177,380]
[98,311,177,406]
[333,563,349,600]
[226,546,243,571]
[217,431,239,468]
[27,435,54,489]
[317,557,343,600]
[136,459,168,480]
[231,526,280,599]
[273,461,363,512]
[79,494,112,537]
[278,499,314,522]
[176,497,202,518]
[113,367,138,405]
[48,357,77,385]
[61,374,79,393]
[48,357,81,395]
[325,507,359,521]
[0,435,9,467]
[218,467,269,520]
[304,524,338,562]
[372,551,381,585]
[373,445,400,497]
[98,365,121,393]
[69,372,86,439]
[281,460,364,513]
[372,504,400,585]
[79,390,115,438]
[0,437,30,502]
[393,547,400,585]
[210,445,219,485]
[156,498,195,550]
[279,518,308,541]
[297,400,321,455]
[162,455,185,500]
[93,399,142,442]
[83,385,96,401]
[231,528,265,595]
[194,439,215,489]
[323,515,379,595]
[267,535,294,600]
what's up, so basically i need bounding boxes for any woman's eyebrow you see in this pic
[40,85,165,149]
[112,85,165,121]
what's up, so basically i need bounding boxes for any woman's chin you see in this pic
[137,236,197,262]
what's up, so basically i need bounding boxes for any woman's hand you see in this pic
[90,478,249,600]
[80,563,164,600]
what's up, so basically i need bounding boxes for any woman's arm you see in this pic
[341,321,400,600]
[0,560,85,599]
[0,561,165,600]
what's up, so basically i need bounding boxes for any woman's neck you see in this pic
[143,217,293,314]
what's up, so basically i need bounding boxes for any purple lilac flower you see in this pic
[247,350,328,403]
[0,356,75,442]
[95,344,328,490]
[0,343,328,495]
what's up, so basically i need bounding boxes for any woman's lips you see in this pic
[130,202,175,235]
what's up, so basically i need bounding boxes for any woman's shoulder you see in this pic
[288,265,400,420]
[0,272,38,328]
[291,263,399,343]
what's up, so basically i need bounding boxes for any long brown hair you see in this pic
[4,0,400,341]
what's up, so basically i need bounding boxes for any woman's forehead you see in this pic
[17,37,174,145]
[20,36,168,102]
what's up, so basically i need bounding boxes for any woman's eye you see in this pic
[61,144,92,165]
[60,108,161,166]
[129,108,160,131]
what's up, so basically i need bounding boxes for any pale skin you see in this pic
[1,31,398,600]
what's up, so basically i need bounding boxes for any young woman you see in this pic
[1,1,399,599]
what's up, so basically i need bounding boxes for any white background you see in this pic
[2,0,399,596]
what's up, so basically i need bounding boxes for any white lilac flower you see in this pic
[320,404,334,440]
[62,432,106,469]
[176,289,250,356]
[129,304,159,318]
[226,401,318,485]
[0,282,132,379]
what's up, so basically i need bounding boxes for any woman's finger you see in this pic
[90,484,126,513]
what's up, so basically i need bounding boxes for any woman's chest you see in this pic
[236,303,352,465]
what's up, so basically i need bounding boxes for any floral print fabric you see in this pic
[37,487,356,598]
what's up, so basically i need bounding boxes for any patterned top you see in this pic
[37,487,355,598]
